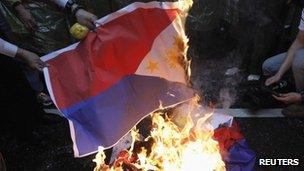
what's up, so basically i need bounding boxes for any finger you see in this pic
[272,94,285,101]
[38,63,44,69]
[88,15,98,29]
[36,64,44,71]
[89,14,98,22]
[86,21,96,30]
[39,61,47,67]
[279,93,289,98]
[265,80,272,86]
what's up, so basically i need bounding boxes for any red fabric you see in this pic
[112,150,137,167]
[213,122,244,154]
[47,8,179,109]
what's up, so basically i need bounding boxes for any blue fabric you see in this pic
[62,74,195,156]
[225,139,256,171]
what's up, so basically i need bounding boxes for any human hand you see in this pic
[273,92,302,104]
[265,73,281,86]
[75,9,97,30]
[16,48,48,71]
[14,4,37,32]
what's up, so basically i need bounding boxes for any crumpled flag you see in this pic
[213,122,244,153]
[224,139,256,171]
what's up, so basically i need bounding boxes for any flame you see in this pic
[94,98,226,171]
[94,1,225,170]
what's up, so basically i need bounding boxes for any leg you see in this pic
[262,52,287,76]
[292,49,304,92]
[0,57,43,139]
[22,67,44,94]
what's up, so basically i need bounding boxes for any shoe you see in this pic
[37,92,53,106]
[247,74,260,81]
[225,67,240,76]
[282,104,304,117]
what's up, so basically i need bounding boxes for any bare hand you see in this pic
[16,48,48,71]
[273,92,302,104]
[75,9,97,30]
[15,4,37,32]
[265,74,281,86]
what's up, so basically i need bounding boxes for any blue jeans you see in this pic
[262,49,304,92]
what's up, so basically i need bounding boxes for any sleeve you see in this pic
[50,0,69,8]
[0,38,18,57]
[299,9,304,31]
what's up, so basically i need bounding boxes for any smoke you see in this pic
[219,87,236,109]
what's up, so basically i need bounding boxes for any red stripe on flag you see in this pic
[47,8,179,109]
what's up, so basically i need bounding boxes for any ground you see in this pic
[1,115,304,170]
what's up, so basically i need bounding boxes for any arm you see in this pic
[6,0,37,32]
[266,9,304,86]
[0,38,18,57]
[51,0,97,29]
[50,0,68,8]
[277,31,304,78]
[265,31,304,86]
[0,38,47,70]
[273,92,302,104]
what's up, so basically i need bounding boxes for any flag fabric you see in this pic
[214,122,256,171]
[42,1,195,157]
[224,139,256,171]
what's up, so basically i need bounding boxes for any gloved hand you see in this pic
[75,9,97,30]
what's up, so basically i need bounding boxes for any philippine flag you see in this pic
[42,1,195,157]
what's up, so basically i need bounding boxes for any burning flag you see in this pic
[42,1,195,157]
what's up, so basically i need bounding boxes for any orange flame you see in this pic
[94,98,226,171]
[93,1,225,170]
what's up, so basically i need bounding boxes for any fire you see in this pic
[94,0,225,170]
[94,99,226,171]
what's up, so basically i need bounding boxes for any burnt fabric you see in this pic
[224,139,256,171]
[214,122,256,171]
[214,122,244,153]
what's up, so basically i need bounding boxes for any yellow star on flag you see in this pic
[166,49,181,69]
[146,60,159,73]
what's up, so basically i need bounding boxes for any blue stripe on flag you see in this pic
[61,75,195,156]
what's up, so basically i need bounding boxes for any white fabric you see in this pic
[299,9,304,31]
[51,0,68,8]
[135,16,188,84]
[0,38,18,57]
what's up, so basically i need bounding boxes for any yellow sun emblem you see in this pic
[146,60,159,73]
[165,36,186,69]
[173,35,186,52]
[166,49,181,69]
